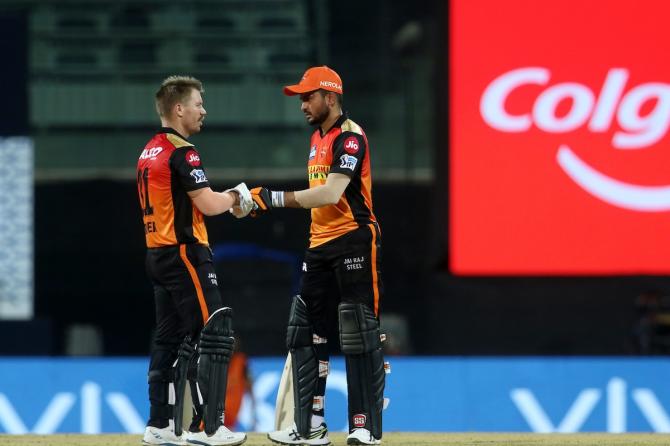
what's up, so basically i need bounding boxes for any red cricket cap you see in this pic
[283,66,343,96]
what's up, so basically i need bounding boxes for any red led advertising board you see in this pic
[450,0,670,275]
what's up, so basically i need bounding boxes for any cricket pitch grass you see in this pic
[0,433,669,446]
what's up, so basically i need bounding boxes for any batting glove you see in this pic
[225,182,254,218]
[250,186,284,217]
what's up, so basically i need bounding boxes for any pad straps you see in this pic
[198,307,235,435]
[286,295,318,437]
[339,303,385,439]
[173,336,196,436]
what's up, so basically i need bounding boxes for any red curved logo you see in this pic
[343,137,359,154]
[480,67,670,212]
[450,0,670,274]
[186,150,201,167]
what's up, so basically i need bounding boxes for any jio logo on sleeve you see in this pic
[186,150,201,167]
[343,136,359,154]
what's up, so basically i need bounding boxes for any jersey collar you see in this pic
[160,127,189,141]
[319,112,348,137]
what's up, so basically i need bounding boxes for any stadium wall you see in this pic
[0,357,668,434]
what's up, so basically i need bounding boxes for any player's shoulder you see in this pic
[340,118,364,136]
[144,130,194,152]
[165,133,194,149]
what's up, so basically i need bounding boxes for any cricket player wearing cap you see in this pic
[238,66,386,445]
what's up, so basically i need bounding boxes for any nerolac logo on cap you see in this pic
[319,80,342,91]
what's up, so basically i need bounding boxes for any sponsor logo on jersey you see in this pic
[353,414,366,428]
[308,164,330,181]
[190,169,208,184]
[309,145,317,160]
[339,154,358,171]
[139,147,163,160]
[185,150,201,167]
[343,136,359,154]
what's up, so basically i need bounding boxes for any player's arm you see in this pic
[252,173,350,211]
[188,187,238,216]
[188,182,253,217]
[171,147,253,217]
[292,173,350,208]
[250,132,364,215]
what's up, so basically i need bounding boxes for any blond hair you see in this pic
[155,75,204,117]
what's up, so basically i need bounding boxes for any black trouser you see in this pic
[301,224,383,334]
[145,243,225,428]
[299,224,383,417]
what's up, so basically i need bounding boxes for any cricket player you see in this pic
[245,66,386,445]
[138,75,253,446]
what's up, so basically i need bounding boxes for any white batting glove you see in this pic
[226,182,253,218]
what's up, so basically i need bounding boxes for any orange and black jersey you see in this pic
[308,113,377,247]
[137,127,210,248]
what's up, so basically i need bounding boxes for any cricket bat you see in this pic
[274,353,294,430]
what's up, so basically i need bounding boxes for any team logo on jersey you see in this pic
[190,169,208,183]
[139,147,163,160]
[343,136,359,154]
[339,154,358,171]
[186,150,201,167]
[309,145,317,160]
[353,414,367,428]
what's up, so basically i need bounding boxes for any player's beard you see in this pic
[307,105,330,126]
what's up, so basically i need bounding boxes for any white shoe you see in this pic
[142,420,186,445]
[267,422,330,445]
[186,425,246,446]
[346,428,381,445]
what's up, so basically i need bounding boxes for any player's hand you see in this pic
[230,205,246,218]
[225,182,254,218]
[250,186,272,217]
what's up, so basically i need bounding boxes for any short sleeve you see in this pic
[171,147,210,191]
[329,132,367,177]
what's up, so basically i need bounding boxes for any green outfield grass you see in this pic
[0,433,669,446]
